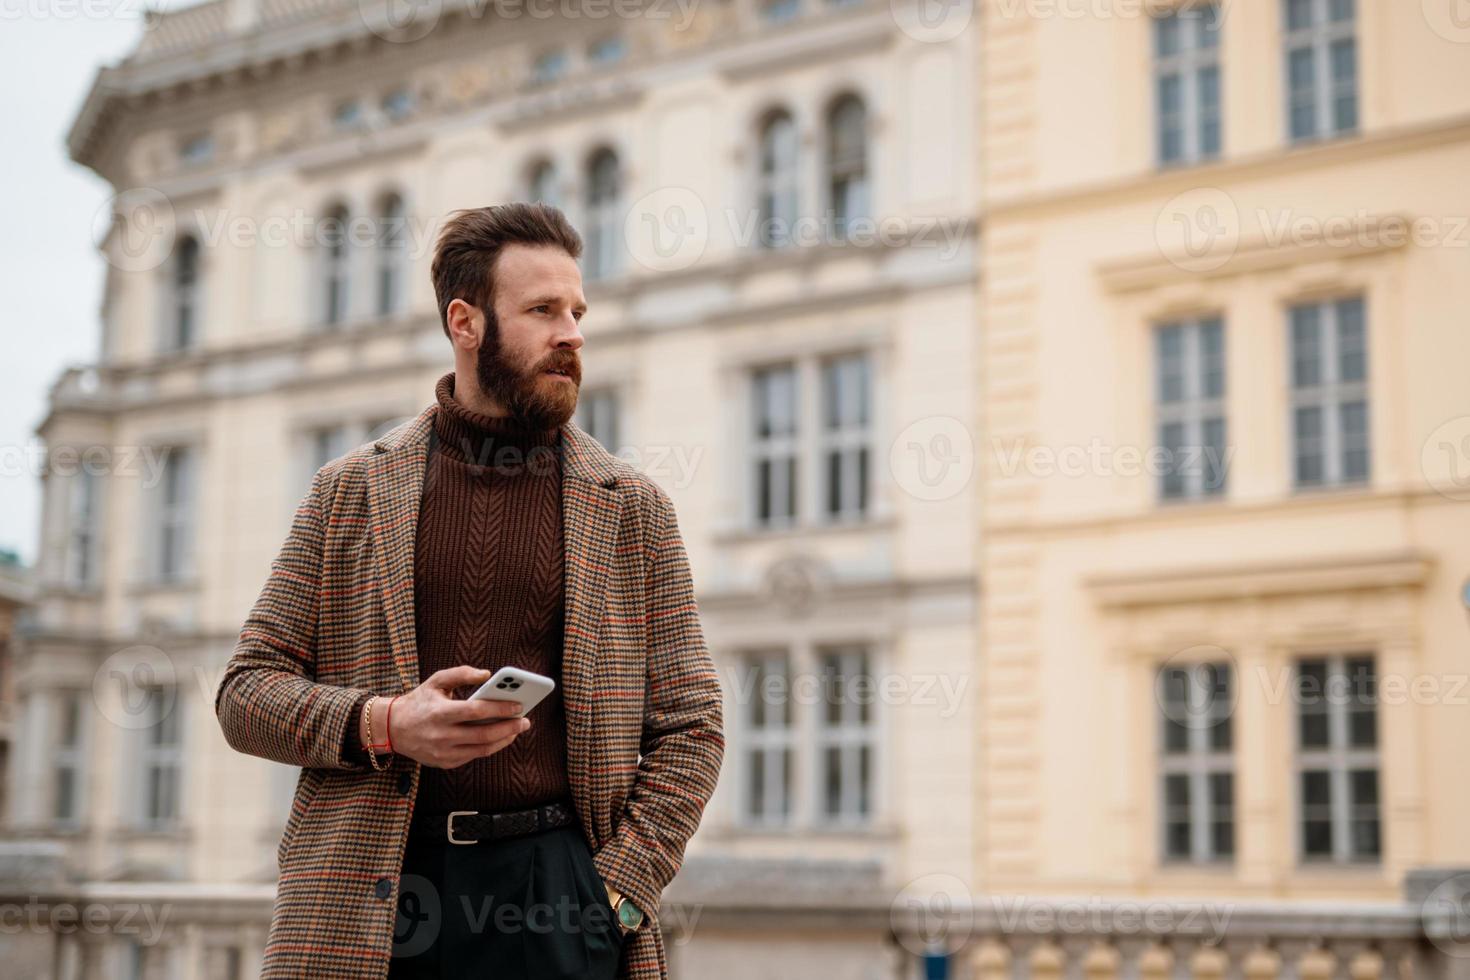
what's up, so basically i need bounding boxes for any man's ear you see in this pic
[446,298,483,349]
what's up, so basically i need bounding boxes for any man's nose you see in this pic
[552,313,584,350]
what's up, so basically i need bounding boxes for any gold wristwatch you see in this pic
[604,883,644,936]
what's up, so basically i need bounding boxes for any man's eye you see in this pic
[532,305,550,314]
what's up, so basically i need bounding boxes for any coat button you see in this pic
[397,772,412,795]
[374,877,393,900]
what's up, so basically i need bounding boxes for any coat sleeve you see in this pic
[592,484,725,928]
[214,467,378,771]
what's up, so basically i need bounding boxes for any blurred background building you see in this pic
[1,0,976,976]
[2,0,1470,979]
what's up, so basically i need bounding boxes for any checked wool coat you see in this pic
[215,404,725,979]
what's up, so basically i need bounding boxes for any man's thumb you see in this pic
[426,665,491,692]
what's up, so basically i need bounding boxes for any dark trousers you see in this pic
[388,823,626,979]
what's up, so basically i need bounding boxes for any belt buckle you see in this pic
[447,810,478,845]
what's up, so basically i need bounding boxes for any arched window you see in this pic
[320,203,351,326]
[757,109,799,249]
[585,148,621,280]
[375,193,407,318]
[826,95,869,239]
[528,160,559,209]
[167,234,200,351]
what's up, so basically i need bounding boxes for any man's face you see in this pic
[475,244,586,429]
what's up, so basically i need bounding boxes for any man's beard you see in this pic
[474,313,581,430]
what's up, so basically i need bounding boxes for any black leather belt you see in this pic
[410,800,576,845]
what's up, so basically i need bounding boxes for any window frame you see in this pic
[1154,315,1228,502]
[1282,0,1358,144]
[1288,295,1369,491]
[1156,661,1235,865]
[1152,2,1223,166]
[1294,652,1381,865]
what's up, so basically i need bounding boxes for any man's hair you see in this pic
[430,203,583,338]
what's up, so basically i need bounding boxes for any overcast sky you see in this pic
[0,7,190,566]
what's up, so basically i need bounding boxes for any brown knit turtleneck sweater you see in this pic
[409,371,571,814]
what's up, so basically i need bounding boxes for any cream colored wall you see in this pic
[978,0,1470,898]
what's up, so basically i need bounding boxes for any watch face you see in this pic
[617,899,643,931]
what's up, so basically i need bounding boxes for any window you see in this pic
[575,389,621,454]
[66,469,101,589]
[531,49,568,85]
[816,646,875,823]
[820,353,871,520]
[588,35,626,65]
[332,100,362,130]
[585,148,622,280]
[53,691,86,827]
[307,425,351,475]
[154,446,196,583]
[741,651,794,825]
[381,87,416,122]
[1284,0,1357,142]
[757,110,799,249]
[180,134,214,166]
[1296,655,1379,863]
[826,95,869,237]
[528,160,559,209]
[1155,317,1227,501]
[1158,662,1234,863]
[375,193,407,318]
[751,364,799,527]
[165,235,201,352]
[1154,3,1222,165]
[761,0,800,23]
[1290,297,1368,489]
[138,686,182,828]
[320,203,352,326]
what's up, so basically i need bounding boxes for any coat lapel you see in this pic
[558,421,624,839]
[366,406,435,694]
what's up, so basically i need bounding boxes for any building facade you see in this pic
[1,0,978,977]
[971,0,1470,975]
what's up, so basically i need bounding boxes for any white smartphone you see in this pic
[465,666,556,722]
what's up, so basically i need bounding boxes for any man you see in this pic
[215,202,725,980]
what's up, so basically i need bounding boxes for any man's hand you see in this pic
[360,666,530,769]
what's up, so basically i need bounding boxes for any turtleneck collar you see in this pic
[431,372,561,474]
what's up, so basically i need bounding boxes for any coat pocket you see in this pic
[276,767,323,869]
